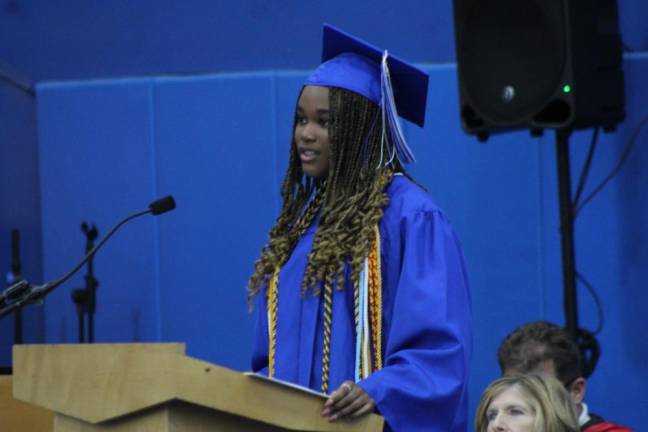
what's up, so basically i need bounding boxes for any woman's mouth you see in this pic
[299,148,319,163]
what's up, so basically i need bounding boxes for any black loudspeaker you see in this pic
[453,0,625,139]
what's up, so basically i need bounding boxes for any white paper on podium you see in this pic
[244,372,328,399]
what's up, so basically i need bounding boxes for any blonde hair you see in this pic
[475,374,579,432]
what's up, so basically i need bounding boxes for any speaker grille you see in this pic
[458,0,567,125]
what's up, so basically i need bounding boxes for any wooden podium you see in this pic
[1,374,53,431]
[12,344,384,432]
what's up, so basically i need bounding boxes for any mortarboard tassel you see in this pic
[380,51,416,166]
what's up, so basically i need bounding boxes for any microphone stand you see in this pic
[10,229,23,344]
[71,223,99,343]
[0,195,176,320]
[0,230,22,374]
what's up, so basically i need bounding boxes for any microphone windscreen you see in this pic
[149,196,176,215]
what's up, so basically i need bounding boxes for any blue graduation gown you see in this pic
[252,175,473,432]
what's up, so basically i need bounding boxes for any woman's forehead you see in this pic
[490,385,531,409]
[298,86,330,110]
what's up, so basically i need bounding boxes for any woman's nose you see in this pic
[301,124,316,141]
[490,414,506,431]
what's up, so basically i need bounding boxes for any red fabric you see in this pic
[584,422,633,432]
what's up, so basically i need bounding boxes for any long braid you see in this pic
[312,88,397,392]
[302,88,399,294]
[249,86,403,300]
[248,186,324,296]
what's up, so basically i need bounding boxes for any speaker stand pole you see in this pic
[555,128,578,338]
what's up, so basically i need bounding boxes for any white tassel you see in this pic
[380,50,416,166]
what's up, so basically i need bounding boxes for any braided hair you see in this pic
[248,86,403,304]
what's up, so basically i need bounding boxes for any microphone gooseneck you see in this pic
[0,196,176,319]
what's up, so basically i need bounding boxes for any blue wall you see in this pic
[1,1,648,429]
[1,1,646,80]
[28,54,648,428]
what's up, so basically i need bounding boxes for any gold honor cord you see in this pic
[265,195,387,393]
[265,188,324,380]
[267,267,280,377]
[321,280,334,393]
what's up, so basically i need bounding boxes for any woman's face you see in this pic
[485,385,536,432]
[294,85,330,179]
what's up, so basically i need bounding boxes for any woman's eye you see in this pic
[319,118,330,127]
[510,408,524,416]
[296,116,307,125]
[486,411,497,422]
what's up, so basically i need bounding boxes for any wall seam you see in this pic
[271,71,279,214]
[148,79,162,341]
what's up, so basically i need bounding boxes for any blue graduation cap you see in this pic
[305,24,430,165]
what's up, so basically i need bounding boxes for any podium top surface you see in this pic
[12,343,383,432]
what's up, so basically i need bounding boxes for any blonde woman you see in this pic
[475,374,579,432]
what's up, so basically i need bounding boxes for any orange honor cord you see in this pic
[368,224,383,371]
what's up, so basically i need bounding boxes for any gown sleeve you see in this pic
[358,209,473,432]
[251,288,270,375]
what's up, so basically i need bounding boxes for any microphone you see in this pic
[0,280,29,305]
[149,196,176,215]
[0,195,177,319]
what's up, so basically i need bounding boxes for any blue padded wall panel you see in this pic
[152,73,279,369]
[37,79,161,344]
[409,65,546,417]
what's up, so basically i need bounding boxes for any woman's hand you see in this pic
[321,380,375,421]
